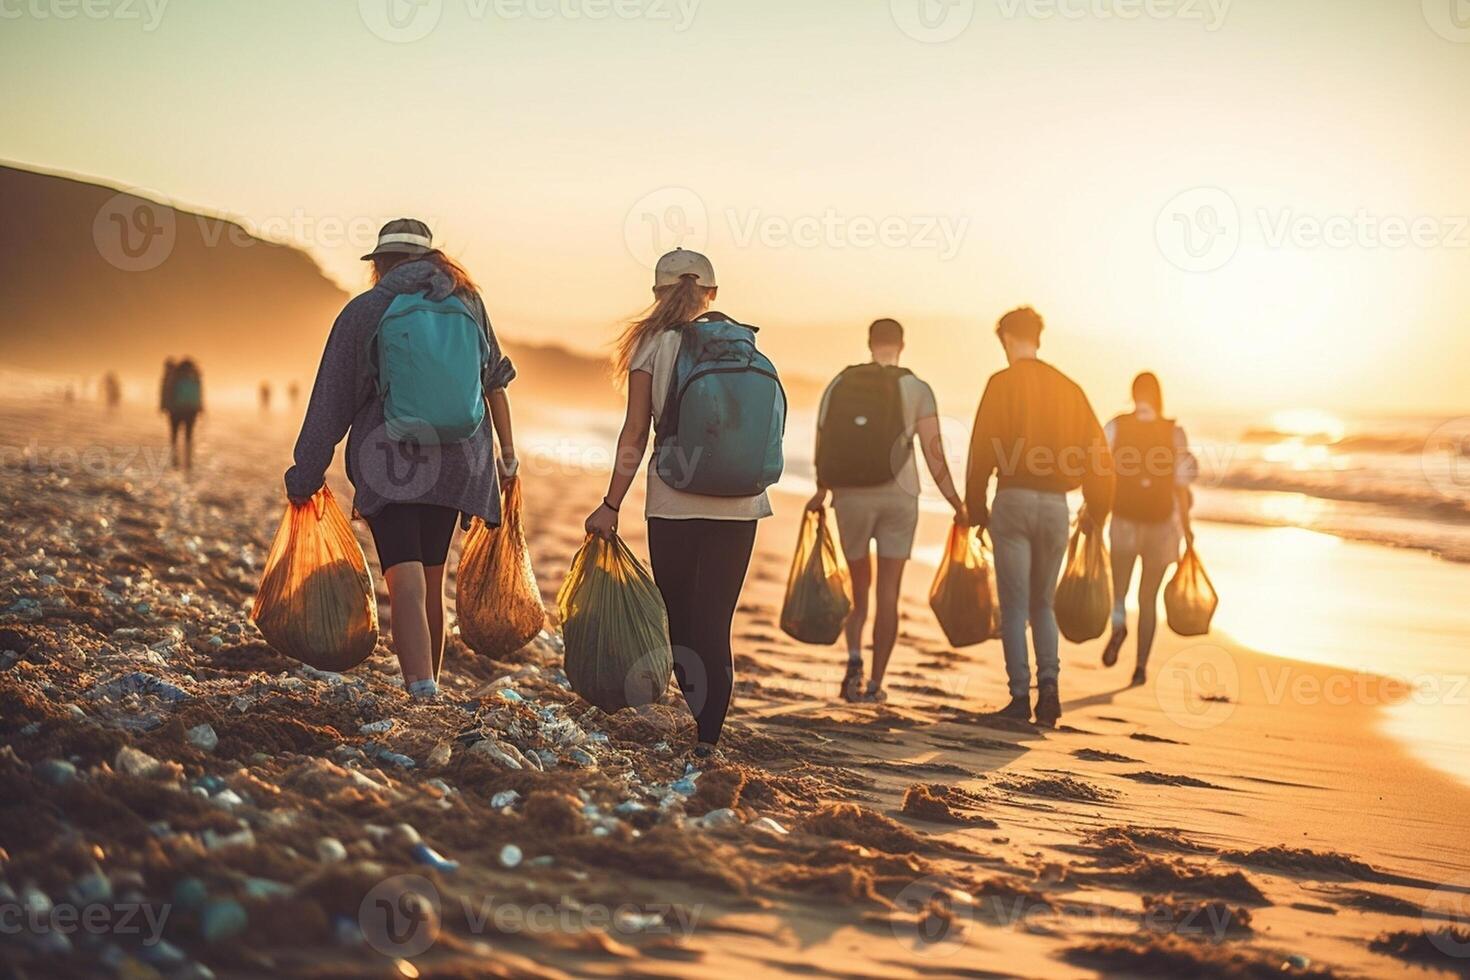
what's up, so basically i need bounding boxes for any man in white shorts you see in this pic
[806,318,965,702]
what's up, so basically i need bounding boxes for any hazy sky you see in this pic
[3,0,1468,420]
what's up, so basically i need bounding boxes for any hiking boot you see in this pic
[841,660,864,702]
[994,696,1031,722]
[1102,626,1128,667]
[1034,682,1061,728]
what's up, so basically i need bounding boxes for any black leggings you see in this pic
[364,503,459,571]
[647,518,757,746]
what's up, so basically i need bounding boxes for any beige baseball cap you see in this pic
[654,248,717,289]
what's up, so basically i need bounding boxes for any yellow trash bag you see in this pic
[556,534,673,712]
[1054,522,1112,644]
[780,508,853,645]
[456,480,546,659]
[929,524,1000,648]
[251,486,379,672]
[1165,544,1218,637]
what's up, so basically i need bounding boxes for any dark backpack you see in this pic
[815,364,912,489]
[1113,415,1177,522]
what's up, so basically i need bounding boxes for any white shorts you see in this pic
[832,488,920,562]
[1110,515,1183,570]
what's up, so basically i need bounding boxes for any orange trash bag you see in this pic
[250,486,379,672]
[780,508,853,645]
[929,524,1000,648]
[456,479,546,659]
[556,534,673,713]
[1165,544,1218,637]
[1054,521,1112,644]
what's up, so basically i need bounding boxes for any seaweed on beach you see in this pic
[1066,934,1338,978]
[1220,846,1391,883]
[1123,771,1228,790]
[899,783,998,828]
[1142,897,1254,940]
[795,802,935,854]
[1369,928,1470,974]
[996,773,1117,804]
[1087,855,1268,905]
[1072,747,1141,763]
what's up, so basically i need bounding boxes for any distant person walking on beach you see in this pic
[288,381,301,408]
[965,307,1114,727]
[259,381,272,412]
[102,371,122,411]
[1102,372,1197,685]
[161,357,204,472]
[806,318,965,703]
[584,249,784,762]
[286,219,519,703]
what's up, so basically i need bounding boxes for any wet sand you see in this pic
[3,399,1469,978]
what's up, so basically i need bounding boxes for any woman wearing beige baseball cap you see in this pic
[585,249,782,762]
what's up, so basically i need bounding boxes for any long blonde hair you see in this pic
[613,276,715,377]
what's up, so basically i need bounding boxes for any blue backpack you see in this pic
[654,316,786,497]
[374,292,489,443]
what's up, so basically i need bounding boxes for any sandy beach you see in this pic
[1,399,1468,978]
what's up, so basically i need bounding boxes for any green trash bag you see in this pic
[1165,544,1218,637]
[929,524,1000,648]
[556,533,673,712]
[1054,522,1112,644]
[780,508,853,645]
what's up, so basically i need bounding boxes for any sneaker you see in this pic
[841,660,864,702]
[689,744,724,765]
[1102,627,1128,667]
[1034,682,1061,728]
[407,678,440,702]
[994,696,1031,721]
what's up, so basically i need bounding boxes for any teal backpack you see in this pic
[171,370,201,411]
[374,292,489,443]
[654,316,786,497]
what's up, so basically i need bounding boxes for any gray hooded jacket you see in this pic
[284,259,516,527]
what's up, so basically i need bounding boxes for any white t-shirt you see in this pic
[629,328,775,522]
[817,368,939,502]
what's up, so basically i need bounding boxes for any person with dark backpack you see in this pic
[1101,372,1197,685]
[806,318,965,703]
[164,357,203,472]
[285,219,519,702]
[584,249,784,762]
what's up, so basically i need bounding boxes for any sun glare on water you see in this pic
[1269,409,1348,444]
